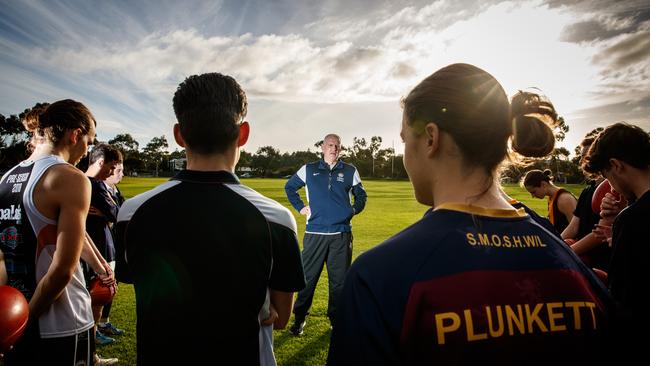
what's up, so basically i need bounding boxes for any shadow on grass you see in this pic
[274,328,332,366]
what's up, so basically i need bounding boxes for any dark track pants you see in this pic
[293,232,352,322]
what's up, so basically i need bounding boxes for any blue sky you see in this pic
[1,0,648,155]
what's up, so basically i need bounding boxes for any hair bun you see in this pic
[510,88,558,158]
[511,88,558,126]
[22,103,50,133]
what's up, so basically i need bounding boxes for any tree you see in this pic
[168,149,185,160]
[0,103,48,171]
[109,133,139,153]
[252,146,280,177]
[109,133,142,173]
[238,150,253,168]
[555,116,569,142]
[142,136,169,176]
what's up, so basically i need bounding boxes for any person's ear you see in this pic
[238,121,250,147]
[97,158,105,168]
[423,122,440,158]
[609,158,624,174]
[69,128,83,145]
[173,123,186,148]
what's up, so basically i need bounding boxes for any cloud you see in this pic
[551,0,650,42]
[28,28,419,103]
[566,96,650,146]
[593,29,650,68]
[560,19,638,43]
[1,0,648,154]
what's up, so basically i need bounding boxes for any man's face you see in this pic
[106,163,124,185]
[321,137,341,164]
[97,159,119,181]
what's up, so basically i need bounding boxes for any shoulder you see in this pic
[558,190,577,204]
[45,164,89,190]
[224,183,297,233]
[118,180,182,222]
[618,192,650,222]
[305,161,320,170]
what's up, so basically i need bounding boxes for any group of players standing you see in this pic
[1,62,649,365]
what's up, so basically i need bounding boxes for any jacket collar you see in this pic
[319,159,343,171]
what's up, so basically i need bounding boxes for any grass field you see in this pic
[57,178,587,365]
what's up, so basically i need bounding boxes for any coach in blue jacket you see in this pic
[285,133,367,335]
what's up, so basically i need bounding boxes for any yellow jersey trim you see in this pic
[434,203,527,218]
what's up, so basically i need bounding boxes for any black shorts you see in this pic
[4,323,94,366]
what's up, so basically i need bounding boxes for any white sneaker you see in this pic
[94,354,119,366]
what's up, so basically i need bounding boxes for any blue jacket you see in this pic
[285,160,367,233]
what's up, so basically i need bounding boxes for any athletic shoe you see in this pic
[94,354,119,365]
[95,330,115,345]
[289,319,306,336]
[98,322,125,336]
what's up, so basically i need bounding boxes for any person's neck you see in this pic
[545,184,559,198]
[28,142,71,163]
[627,169,650,199]
[185,149,236,172]
[86,164,101,178]
[431,161,512,210]
[324,159,337,169]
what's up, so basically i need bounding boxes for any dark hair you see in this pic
[510,89,558,158]
[22,99,96,145]
[402,63,557,178]
[523,169,553,187]
[582,122,650,177]
[89,143,123,165]
[172,73,248,154]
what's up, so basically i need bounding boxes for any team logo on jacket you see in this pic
[0,226,20,249]
[337,172,344,182]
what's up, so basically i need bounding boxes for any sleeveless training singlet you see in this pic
[0,155,94,338]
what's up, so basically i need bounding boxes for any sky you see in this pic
[1,0,648,156]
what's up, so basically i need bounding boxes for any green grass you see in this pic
[54,179,590,365]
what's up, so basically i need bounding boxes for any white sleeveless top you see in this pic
[20,155,94,338]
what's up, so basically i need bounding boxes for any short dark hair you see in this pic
[172,73,248,154]
[582,122,650,177]
[90,143,122,165]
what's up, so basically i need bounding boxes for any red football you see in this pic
[591,180,620,214]
[89,278,115,306]
[0,285,29,354]
[592,268,608,286]
[564,238,576,246]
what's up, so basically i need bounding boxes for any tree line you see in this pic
[2,103,590,183]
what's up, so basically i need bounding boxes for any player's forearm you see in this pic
[81,237,107,275]
[29,264,74,318]
[570,232,604,255]
[270,290,294,329]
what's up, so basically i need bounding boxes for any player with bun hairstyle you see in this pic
[582,122,650,360]
[0,100,97,365]
[522,168,577,233]
[328,63,612,365]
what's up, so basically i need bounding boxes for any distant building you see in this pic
[237,166,254,178]
[169,158,187,171]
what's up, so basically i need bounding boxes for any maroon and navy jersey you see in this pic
[328,203,612,365]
